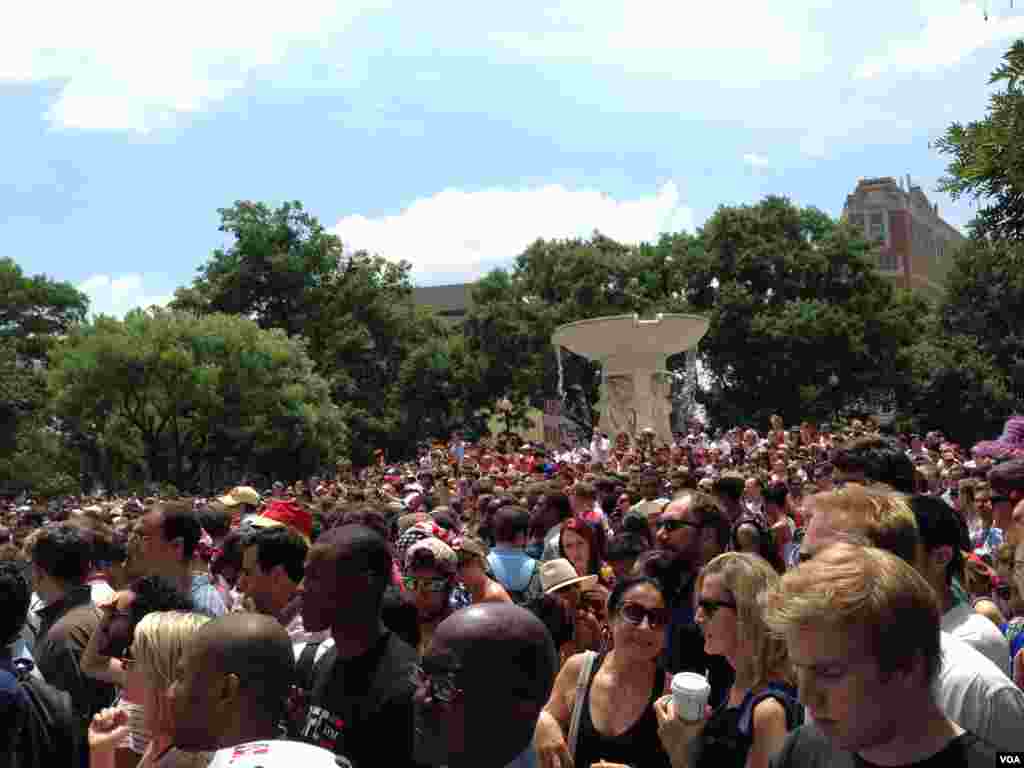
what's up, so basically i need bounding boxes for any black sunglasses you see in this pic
[619,602,671,629]
[657,519,702,532]
[990,495,1011,505]
[697,598,737,617]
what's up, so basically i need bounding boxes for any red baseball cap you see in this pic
[249,500,312,544]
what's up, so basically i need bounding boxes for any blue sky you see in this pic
[4,0,1023,317]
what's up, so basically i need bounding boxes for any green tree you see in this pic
[937,240,1024,401]
[49,309,346,491]
[677,197,928,426]
[173,200,467,463]
[895,329,1016,446]
[936,40,1024,241]
[0,258,89,488]
[933,39,1024,404]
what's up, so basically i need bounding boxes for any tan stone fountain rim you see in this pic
[551,313,709,361]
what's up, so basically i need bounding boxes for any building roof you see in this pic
[412,283,474,317]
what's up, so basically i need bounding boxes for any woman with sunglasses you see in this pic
[654,552,800,768]
[534,575,673,768]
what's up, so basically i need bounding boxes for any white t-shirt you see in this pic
[941,602,1010,676]
[933,630,1024,752]
[802,630,1024,752]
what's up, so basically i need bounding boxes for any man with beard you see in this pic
[412,603,557,768]
[295,524,420,768]
[646,490,733,707]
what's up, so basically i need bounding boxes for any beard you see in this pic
[641,548,693,597]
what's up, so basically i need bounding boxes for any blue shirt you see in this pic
[191,574,227,617]
[0,656,30,760]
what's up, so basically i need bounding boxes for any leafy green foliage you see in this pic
[49,310,346,490]
[895,329,1015,446]
[684,196,930,425]
[936,40,1024,241]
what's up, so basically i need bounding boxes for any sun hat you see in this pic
[540,558,598,594]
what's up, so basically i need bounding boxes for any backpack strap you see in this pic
[297,641,324,690]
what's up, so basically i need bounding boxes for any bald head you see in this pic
[433,603,556,704]
[196,613,295,719]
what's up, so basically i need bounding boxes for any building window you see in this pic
[879,250,900,272]
[869,212,887,244]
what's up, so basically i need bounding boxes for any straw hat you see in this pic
[540,558,598,594]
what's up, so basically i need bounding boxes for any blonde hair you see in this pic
[132,611,211,691]
[763,542,942,684]
[804,485,919,565]
[698,552,789,687]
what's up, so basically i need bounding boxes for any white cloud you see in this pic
[0,1,388,132]
[743,153,770,168]
[78,274,172,319]
[333,183,695,284]
[855,1,1024,79]
[479,0,834,84]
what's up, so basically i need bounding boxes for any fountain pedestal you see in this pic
[552,314,709,446]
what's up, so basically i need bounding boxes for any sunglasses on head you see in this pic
[697,598,737,617]
[657,518,702,532]
[619,601,671,629]
[403,576,449,593]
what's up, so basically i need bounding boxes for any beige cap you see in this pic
[217,486,261,507]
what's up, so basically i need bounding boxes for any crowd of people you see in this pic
[2,412,1024,768]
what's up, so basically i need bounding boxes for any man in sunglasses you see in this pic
[646,491,732,706]
[404,538,460,657]
[413,603,557,768]
[987,458,1024,537]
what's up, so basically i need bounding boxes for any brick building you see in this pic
[843,176,965,297]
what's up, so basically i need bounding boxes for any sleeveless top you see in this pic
[574,652,671,768]
[689,681,802,768]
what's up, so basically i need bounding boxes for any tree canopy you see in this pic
[48,309,345,492]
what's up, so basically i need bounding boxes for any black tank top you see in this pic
[574,652,672,768]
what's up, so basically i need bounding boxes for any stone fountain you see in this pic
[551,313,709,446]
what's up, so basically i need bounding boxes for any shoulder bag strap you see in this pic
[567,651,596,760]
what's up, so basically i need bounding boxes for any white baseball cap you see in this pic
[207,741,350,768]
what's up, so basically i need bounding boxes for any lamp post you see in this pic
[497,397,513,436]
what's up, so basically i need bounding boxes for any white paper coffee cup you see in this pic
[671,672,711,722]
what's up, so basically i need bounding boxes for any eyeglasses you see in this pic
[990,495,1011,505]
[409,663,462,704]
[657,519,702,532]
[619,602,671,629]
[403,576,449,593]
[697,598,737,618]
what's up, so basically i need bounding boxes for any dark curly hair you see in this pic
[0,561,31,646]
[128,575,194,625]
